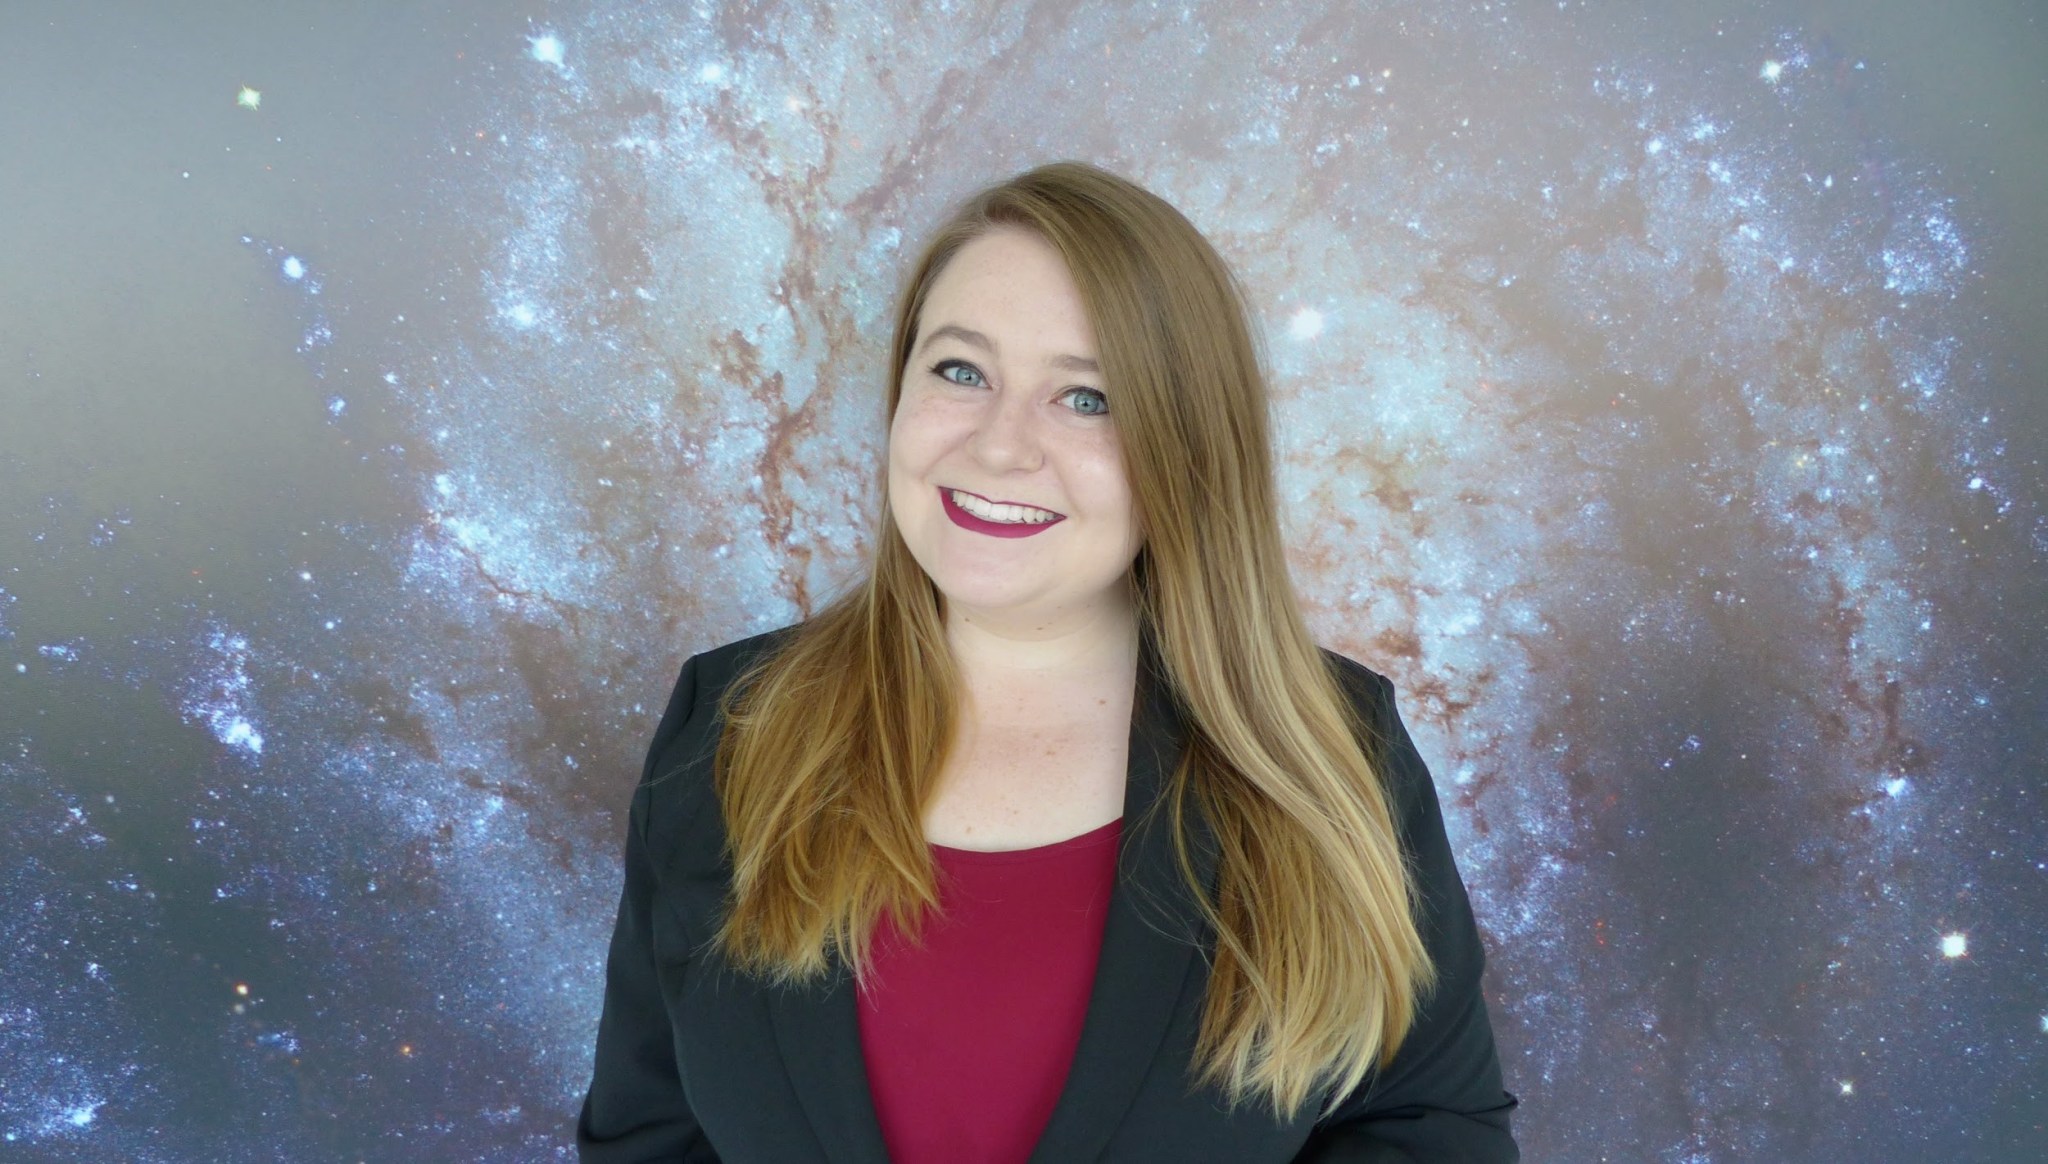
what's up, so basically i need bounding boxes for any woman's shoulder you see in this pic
[1313,645,1433,821]
[642,621,802,763]
[690,620,806,689]
[1314,644,1397,721]
[631,621,806,867]
[663,618,806,726]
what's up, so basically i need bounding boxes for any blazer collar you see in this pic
[765,622,1219,1164]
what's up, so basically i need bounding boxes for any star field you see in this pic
[2,2,2042,1160]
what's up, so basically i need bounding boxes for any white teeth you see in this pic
[950,489,1056,524]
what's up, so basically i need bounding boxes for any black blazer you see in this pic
[578,623,1520,1162]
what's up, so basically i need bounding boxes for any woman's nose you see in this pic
[967,386,1043,470]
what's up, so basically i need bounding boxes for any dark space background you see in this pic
[3,2,2042,1159]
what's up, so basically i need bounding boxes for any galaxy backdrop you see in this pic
[3,1,2043,1160]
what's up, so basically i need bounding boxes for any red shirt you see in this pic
[856,817,1123,1164]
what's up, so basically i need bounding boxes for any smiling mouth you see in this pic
[937,486,1065,536]
[941,486,1065,519]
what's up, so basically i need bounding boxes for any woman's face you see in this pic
[887,225,1143,632]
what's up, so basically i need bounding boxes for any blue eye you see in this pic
[929,359,1110,417]
[931,359,985,387]
[1061,387,1110,416]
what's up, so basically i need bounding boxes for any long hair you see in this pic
[704,160,1434,1123]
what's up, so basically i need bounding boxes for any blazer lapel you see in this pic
[766,957,894,1164]
[1026,624,1217,1163]
[766,624,1218,1164]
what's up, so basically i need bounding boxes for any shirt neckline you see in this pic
[928,816,1123,864]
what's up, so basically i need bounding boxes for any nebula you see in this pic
[4,2,2039,1160]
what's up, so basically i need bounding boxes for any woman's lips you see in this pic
[938,486,1064,539]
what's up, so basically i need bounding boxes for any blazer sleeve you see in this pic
[577,652,723,1163]
[1294,667,1520,1163]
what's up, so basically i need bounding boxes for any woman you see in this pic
[578,161,1520,1162]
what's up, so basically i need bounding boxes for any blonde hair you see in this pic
[704,160,1433,1123]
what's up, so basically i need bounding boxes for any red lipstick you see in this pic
[938,487,1064,539]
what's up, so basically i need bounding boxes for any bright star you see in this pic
[237,86,261,110]
[1940,932,1967,958]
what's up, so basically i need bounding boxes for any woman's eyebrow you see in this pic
[917,322,1099,373]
